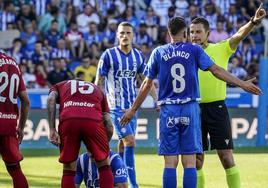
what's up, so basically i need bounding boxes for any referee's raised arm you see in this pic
[229,3,266,50]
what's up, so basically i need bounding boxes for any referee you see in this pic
[190,4,266,188]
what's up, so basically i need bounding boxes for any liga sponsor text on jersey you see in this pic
[0,53,26,135]
[49,80,109,122]
[198,40,235,103]
[97,47,148,110]
[147,42,214,105]
[75,151,128,187]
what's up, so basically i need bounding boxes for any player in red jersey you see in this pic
[0,51,30,188]
[47,79,114,188]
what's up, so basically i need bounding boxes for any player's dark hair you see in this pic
[118,22,133,29]
[191,17,210,31]
[168,16,186,36]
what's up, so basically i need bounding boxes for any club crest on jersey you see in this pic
[121,127,126,133]
[116,70,136,78]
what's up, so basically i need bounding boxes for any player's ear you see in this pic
[207,31,210,38]
[183,30,187,39]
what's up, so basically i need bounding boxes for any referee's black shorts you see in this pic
[199,100,234,151]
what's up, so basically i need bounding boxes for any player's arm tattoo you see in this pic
[47,91,58,129]
[102,112,114,141]
[18,91,30,130]
[94,75,105,92]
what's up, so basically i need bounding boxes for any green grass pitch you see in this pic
[0,148,268,188]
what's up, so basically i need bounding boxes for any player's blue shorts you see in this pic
[110,110,137,139]
[158,102,202,155]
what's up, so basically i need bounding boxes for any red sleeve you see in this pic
[101,93,110,113]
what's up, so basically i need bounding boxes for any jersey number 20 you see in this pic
[171,64,185,93]
[0,72,19,104]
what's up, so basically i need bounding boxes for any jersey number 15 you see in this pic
[70,80,94,95]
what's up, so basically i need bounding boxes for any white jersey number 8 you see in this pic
[171,64,185,93]
[0,72,19,104]
[70,80,94,95]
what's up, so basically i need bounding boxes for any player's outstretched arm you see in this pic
[229,3,266,50]
[17,91,30,144]
[120,77,153,126]
[208,64,262,95]
[47,91,60,146]
[102,112,114,141]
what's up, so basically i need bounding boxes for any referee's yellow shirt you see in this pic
[198,39,236,103]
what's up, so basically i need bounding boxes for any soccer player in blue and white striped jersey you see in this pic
[95,22,157,188]
[75,151,128,188]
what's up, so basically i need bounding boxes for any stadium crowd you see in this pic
[0,0,266,88]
